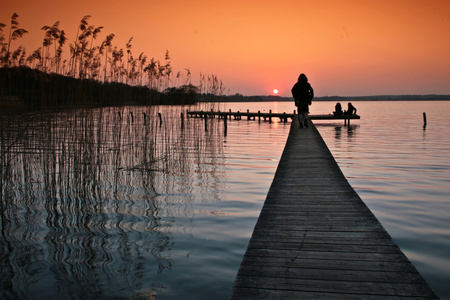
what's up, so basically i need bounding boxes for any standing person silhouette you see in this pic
[291,73,314,128]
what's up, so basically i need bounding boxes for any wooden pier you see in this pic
[230,118,438,299]
[187,109,360,125]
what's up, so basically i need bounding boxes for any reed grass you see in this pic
[1,13,226,100]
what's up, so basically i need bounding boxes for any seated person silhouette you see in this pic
[344,102,357,115]
[333,102,343,116]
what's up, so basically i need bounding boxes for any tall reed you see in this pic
[1,13,226,98]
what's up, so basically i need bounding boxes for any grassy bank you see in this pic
[0,67,199,111]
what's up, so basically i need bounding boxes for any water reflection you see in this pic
[0,105,224,298]
[315,123,359,141]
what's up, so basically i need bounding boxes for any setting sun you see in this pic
[273,89,278,94]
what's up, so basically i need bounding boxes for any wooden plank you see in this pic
[233,276,437,298]
[236,266,429,285]
[230,288,425,300]
[240,256,421,273]
[230,117,438,299]
[240,248,411,262]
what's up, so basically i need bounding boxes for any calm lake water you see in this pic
[1,100,449,299]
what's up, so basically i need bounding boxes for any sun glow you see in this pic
[273,89,278,94]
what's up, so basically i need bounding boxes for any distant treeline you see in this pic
[0,67,199,111]
[314,95,450,101]
[197,94,284,102]
[198,94,450,102]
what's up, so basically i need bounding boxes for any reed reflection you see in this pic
[0,104,224,298]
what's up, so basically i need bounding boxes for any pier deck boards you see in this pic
[230,119,438,299]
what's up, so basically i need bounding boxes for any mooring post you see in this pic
[247,109,250,120]
[423,112,427,129]
[229,109,232,120]
[158,112,162,127]
[204,115,208,132]
[258,110,261,122]
[181,112,184,129]
[269,109,272,123]
[224,116,227,136]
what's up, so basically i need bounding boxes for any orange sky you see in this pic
[2,0,450,97]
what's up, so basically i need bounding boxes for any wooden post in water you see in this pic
[229,109,232,120]
[204,114,208,132]
[344,115,350,126]
[158,112,162,127]
[224,116,227,136]
[258,110,261,122]
[269,109,272,123]
[181,112,184,129]
[423,112,427,129]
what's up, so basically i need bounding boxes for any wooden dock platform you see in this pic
[230,118,438,299]
[187,109,360,125]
